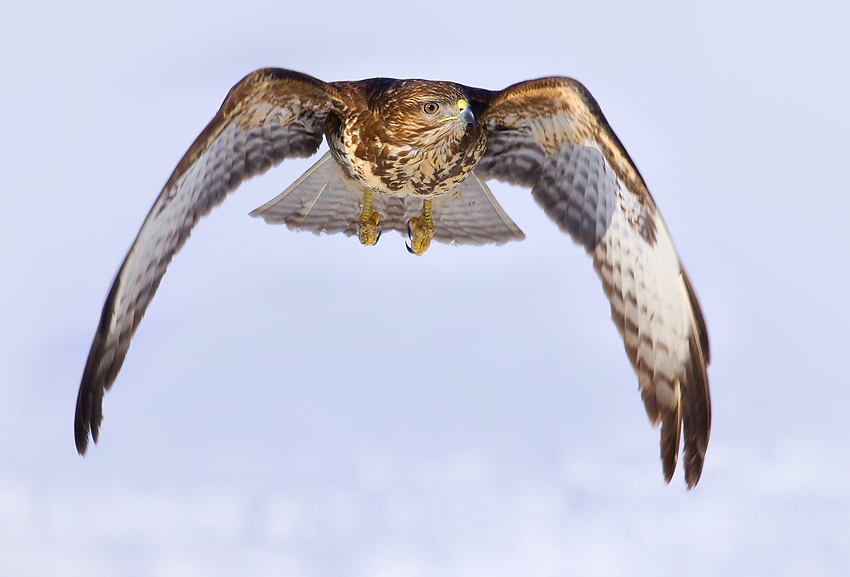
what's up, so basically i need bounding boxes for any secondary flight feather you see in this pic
[74,69,711,487]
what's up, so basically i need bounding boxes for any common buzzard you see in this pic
[74,69,711,487]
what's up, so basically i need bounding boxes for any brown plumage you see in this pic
[74,69,711,487]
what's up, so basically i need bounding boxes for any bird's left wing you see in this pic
[470,78,711,487]
[74,69,343,454]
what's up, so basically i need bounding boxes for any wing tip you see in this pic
[73,379,96,456]
[74,304,114,456]
[684,453,705,489]
[73,258,134,455]
[74,353,104,456]
[73,417,90,455]
[664,330,712,488]
[681,330,712,488]
[659,402,681,485]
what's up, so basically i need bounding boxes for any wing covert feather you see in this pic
[74,69,339,454]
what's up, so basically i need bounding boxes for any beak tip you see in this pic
[459,105,477,129]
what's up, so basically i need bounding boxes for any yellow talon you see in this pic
[358,190,381,246]
[406,199,435,256]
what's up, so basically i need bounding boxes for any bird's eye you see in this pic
[423,102,440,115]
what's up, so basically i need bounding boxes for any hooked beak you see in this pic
[437,98,477,129]
[457,99,477,129]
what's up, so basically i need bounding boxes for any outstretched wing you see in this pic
[471,78,711,487]
[74,69,343,454]
[250,151,525,245]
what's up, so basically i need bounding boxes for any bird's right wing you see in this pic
[75,69,344,454]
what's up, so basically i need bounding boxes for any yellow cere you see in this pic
[437,99,469,123]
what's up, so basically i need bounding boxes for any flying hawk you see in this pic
[74,69,711,487]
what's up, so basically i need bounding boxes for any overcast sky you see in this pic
[2,0,849,575]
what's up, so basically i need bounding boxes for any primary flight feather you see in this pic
[75,69,711,487]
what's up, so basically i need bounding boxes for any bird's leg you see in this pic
[357,189,381,246]
[406,199,435,256]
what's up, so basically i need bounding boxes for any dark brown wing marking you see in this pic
[74,69,342,454]
[472,77,711,487]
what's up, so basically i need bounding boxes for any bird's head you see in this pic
[373,80,478,144]
[345,78,486,197]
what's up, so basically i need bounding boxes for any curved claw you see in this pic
[406,214,433,256]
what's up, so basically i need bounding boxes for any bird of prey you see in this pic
[74,69,711,487]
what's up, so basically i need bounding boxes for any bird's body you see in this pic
[327,78,486,199]
[74,69,711,487]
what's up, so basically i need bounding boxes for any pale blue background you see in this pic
[2,0,848,575]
